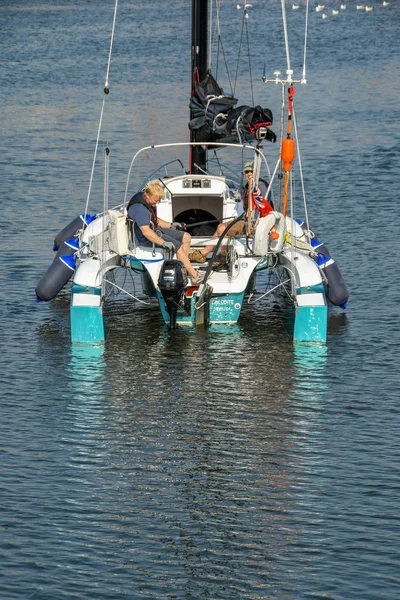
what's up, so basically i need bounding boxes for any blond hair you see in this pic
[144,181,164,198]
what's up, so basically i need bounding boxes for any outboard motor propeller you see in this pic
[158,260,188,329]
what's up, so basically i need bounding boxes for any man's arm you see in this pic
[139,225,165,246]
[157,218,171,229]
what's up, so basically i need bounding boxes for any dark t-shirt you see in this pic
[128,200,185,250]
[128,202,152,245]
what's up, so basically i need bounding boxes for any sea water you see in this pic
[1,1,399,598]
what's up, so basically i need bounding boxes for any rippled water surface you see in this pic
[1,1,399,598]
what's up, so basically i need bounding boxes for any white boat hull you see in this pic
[36,160,346,345]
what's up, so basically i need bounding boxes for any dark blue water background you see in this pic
[1,1,399,598]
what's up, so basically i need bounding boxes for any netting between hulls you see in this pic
[189,72,276,145]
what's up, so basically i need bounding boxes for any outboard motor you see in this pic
[158,260,188,329]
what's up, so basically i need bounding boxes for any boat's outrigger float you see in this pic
[35,0,348,344]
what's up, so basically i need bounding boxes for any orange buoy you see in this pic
[270,227,280,240]
[281,136,295,171]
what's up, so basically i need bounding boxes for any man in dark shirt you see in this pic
[128,181,203,283]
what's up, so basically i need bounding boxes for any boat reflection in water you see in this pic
[68,344,105,388]
[65,344,107,454]
[46,301,342,593]
[292,342,329,403]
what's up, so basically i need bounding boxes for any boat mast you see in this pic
[190,0,208,174]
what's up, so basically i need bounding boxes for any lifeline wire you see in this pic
[83,0,118,220]
[104,279,151,305]
[247,277,292,304]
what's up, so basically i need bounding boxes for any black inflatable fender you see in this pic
[297,220,349,309]
[35,238,78,302]
[53,214,96,251]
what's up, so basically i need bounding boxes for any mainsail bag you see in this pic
[189,72,276,144]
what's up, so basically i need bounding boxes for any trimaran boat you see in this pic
[36,0,348,344]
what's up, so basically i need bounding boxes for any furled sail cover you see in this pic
[189,72,276,145]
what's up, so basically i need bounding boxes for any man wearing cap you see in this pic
[242,161,273,217]
[188,162,273,266]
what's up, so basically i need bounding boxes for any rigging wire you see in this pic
[208,0,213,73]
[245,13,255,106]
[277,0,310,227]
[212,0,256,100]
[277,82,286,212]
[302,0,309,83]
[83,0,118,220]
[103,146,110,217]
[101,146,110,261]
[212,0,234,95]
[280,0,292,80]
[233,6,254,104]
[292,107,310,235]
[233,10,245,95]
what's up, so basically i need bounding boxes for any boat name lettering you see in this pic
[213,299,234,306]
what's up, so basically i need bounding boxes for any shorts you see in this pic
[154,227,184,251]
